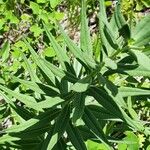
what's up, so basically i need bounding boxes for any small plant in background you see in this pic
[0,0,150,149]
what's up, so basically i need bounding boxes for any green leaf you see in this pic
[37,0,47,3]
[0,90,15,107]
[30,2,41,14]
[72,93,85,124]
[44,23,70,70]
[119,86,150,97]
[98,75,127,108]
[36,96,64,109]
[66,122,87,150]
[11,76,59,96]
[0,40,10,62]
[43,47,56,57]
[41,104,70,150]
[71,77,91,92]
[83,107,111,149]
[147,145,150,150]
[125,66,150,77]
[132,14,150,46]
[104,57,117,70]
[141,0,150,7]
[5,108,60,133]
[50,0,60,8]
[122,131,139,150]
[88,87,122,118]
[21,52,40,82]
[114,1,130,39]
[23,39,55,84]
[87,140,109,150]
[30,25,43,37]
[54,12,64,20]
[118,143,127,150]
[98,0,116,55]
[0,90,35,121]
[41,58,77,83]
[131,50,150,71]
[58,24,96,68]
[88,105,120,121]
[99,0,107,21]
[103,24,119,50]
[80,0,93,56]
[0,84,42,111]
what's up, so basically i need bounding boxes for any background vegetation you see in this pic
[0,0,150,149]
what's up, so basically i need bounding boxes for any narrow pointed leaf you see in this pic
[119,87,150,97]
[23,39,55,84]
[72,93,85,124]
[21,51,40,82]
[114,1,130,39]
[11,76,59,96]
[0,40,10,62]
[88,87,123,119]
[42,58,78,83]
[58,24,96,68]
[132,14,150,46]
[82,107,111,149]
[36,96,64,109]
[66,122,87,150]
[5,109,60,133]
[42,105,70,150]
[98,0,115,55]
[81,0,93,56]
[0,85,42,111]
[44,23,70,70]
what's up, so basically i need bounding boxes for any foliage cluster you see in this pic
[0,0,150,150]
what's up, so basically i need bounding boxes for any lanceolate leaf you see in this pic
[0,90,15,107]
[21,51,40,82]
[23,39,55,84]
[98,0,116,55]
[114,0,130,39]
[132,14,150,46]
[81,0,93,56]
[82,107,111,149]
[41,105,70,150]
[88,105,121,121]
[114,0,126,29]
[104,57,117,70]
[0,91,35,121]
[58,24,96,68]
[0,84,42,111]
[66,122,87,150]
[36,96,64,109]
[103,25,119,50]
[0,135,42,149]
[42,58,78,83]
[12,76,59,96]
[0,40,10,62]
[98,75,127,108]
[44,23,70,70]
[124,66,150,77]
[72,93,85,124]
[119,87,150,97]
[5,108,60,133]
[88,87,123,119]
[99,0,107,21]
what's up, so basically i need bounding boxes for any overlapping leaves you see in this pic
[0,0,150,149]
